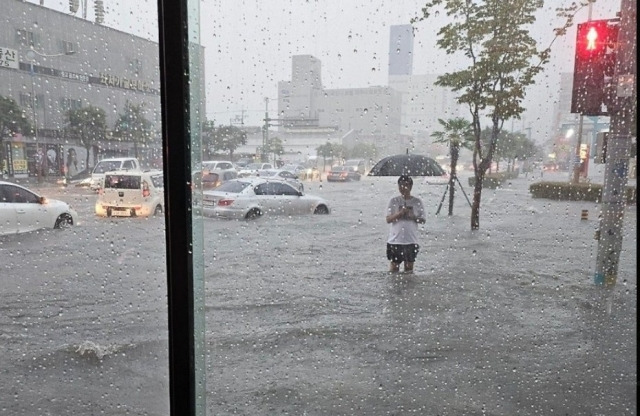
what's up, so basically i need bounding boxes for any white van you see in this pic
[89,157,141,191]
[95,170,164,217]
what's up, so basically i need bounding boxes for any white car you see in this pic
[237,162,273,178]
[95,170,164,217]
[89,157,141,191]
[0,181,78,235]
[202,177,330,220]
[202,160,236,172]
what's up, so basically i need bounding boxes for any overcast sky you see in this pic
[37,0,621,138]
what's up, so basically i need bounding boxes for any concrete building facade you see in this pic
[0,1,205,179]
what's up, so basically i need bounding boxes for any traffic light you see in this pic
[571,19,620,116]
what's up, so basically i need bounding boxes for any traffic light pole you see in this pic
[594,0,636,287]
[571,114,584,183]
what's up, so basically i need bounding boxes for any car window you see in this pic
[2,185,38,203]
[214,180,251,193]
[105,174,142,189]
[151,175,164,188]
[0,185,11,202]
[223,171,237,180]
[93,161,121,173]
[123,160,135,170]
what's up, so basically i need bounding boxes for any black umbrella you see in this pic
[367,154,445,176]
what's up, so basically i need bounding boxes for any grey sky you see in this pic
[38,0,621,135]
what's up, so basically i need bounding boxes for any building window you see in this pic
[15,29,40,48]
[19,93,31,108]
[61,40,78,55]
[130,58,142,75]
[60,97,82,111]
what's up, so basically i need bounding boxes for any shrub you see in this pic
[529,181,637,203]
[468,171,518,189]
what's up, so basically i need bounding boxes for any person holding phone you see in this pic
[385,175,426,273]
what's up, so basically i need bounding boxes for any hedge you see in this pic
[468,171,519,189]
[529,181,637,203]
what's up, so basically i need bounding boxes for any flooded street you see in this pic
[1,172,636,414]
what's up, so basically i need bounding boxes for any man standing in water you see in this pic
[386,175,426,273]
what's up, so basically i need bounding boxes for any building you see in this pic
[0,1,205,179]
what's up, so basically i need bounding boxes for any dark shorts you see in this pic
[386,243,420,264]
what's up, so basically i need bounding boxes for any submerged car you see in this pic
[326,165,362,182]
[202,177,330,220]
[0,181,78,235]
[237,162,273,178]
[95,170,164,217]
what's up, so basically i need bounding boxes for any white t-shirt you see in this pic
[386,195,425,244]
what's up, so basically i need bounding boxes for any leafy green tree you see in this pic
[316,142,345,172]
[114,101,154,159]
[263,136,284,165]
[0,96,32,175]
[494,131,541,172]
[347,142,378,160]
[431,117,474,216]
[203,122,247,160]
[65,105,107,171]
[412,0,578,230]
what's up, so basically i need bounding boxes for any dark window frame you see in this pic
[157,1,199,414]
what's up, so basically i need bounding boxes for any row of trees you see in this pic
[431,116,541,216]
[412,0,588,230]
[0,95,155,173]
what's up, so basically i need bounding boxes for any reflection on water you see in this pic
[1,173,636,414]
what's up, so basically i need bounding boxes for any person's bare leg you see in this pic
[389,261,400,273]
[403,261,414,274]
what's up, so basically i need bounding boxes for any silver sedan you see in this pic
[202,177,330,220]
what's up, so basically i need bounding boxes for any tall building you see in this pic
[388,24,413,77]
[387,25,460,141]
[274,54,406,159]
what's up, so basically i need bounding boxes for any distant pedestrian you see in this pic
[385,175,426,273]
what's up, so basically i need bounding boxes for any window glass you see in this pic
[105,174,141,189]
[2,0,636,415]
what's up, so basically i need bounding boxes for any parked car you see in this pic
[256,169,303,190]
[237,162,273,177]
[0,181,78,235]
[280,164,306,176]
[235,158,254,168]
[201,168,238,189]
[95,170,164,217]
[88,157,142,191]
[202,160,236,172]
[202,177,330,220]
[326,165,362,182]
[344,159,368,175]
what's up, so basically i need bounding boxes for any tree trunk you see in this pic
[471,171,484,230]
[448,146,460,216]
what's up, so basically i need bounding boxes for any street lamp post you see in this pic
[25,50,42,181]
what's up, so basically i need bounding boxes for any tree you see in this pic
[114,101,154,160]
[316,142,346,172]
[431,117,474,216]
[494,131,541,173]
[203,123,247,160]
[263,136,284,165]
[412,0,578,230]
[347,142,378,160]
[65,105,107,171]
[0,96,32,175]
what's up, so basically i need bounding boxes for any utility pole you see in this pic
[594,0,636,287]
[263,98,270,163]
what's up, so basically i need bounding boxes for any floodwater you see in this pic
[1,171,636,415]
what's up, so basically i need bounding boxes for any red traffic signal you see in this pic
[571,19,619,116]
[576,20,608,59]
